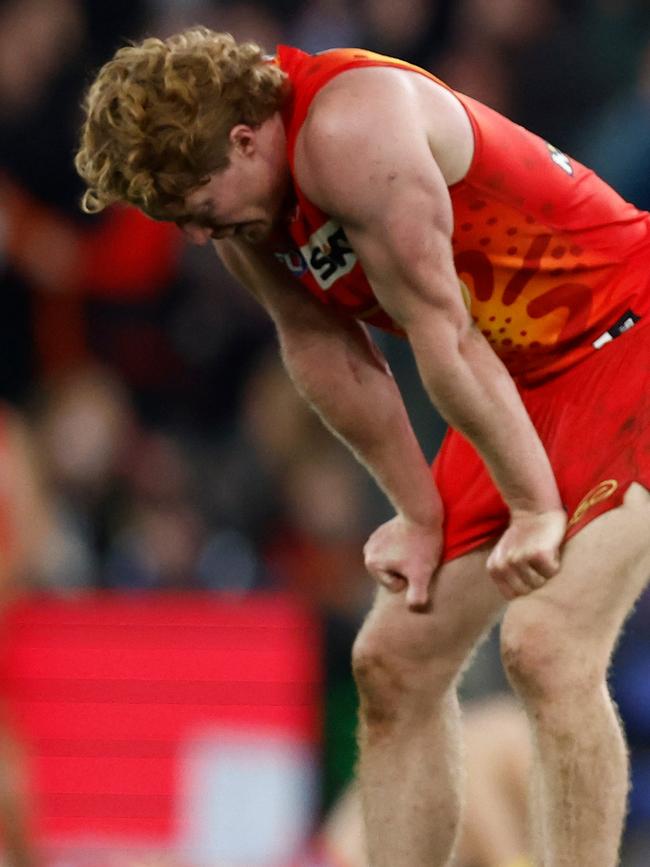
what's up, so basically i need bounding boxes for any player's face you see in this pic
[180,121,290,246]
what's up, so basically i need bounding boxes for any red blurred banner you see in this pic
[0,592,322,862]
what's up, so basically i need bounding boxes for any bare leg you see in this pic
[501,483,650,867]
[319,781,367,867]
[319,696,533,867]
[457,696,531,867]
[352,545,505,867]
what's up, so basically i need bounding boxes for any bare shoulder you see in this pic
[294,64,474,214]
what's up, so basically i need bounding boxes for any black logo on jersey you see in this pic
[592,309,641,349]
[300,220,358,290]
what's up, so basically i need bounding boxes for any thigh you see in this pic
[356,543,505,669]
[503,483,650,661]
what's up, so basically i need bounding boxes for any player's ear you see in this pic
[229,124,256,156]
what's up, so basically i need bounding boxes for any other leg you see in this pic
[500,483,650,867]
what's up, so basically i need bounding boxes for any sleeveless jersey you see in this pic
[274,45,650,384]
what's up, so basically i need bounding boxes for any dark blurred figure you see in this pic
[289,0,363,54]
[441,0,650,152]
[579,36,650,212]
[103,429,209,591]
[31,365,136,589]
[359,0,451,68]
[0,0,187,416]
[0,0,85,402]
[437,0,554,118]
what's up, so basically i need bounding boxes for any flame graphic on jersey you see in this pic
[451,201,609,376]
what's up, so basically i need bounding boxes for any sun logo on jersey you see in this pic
[546,143,573,176]
[567,479,618,528]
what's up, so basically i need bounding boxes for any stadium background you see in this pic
[0,0,650,864]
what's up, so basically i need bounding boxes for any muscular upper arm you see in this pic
[295,69,470,341]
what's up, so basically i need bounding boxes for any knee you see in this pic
[500,607,606,706]
[351,635,405,729]
[351,622,460,728]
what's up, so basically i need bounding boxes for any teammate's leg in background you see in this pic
[457,697,531,867]
[313,695,533,867]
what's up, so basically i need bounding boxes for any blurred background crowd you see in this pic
[1,0,650,863]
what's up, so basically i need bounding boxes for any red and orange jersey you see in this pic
[275,45,650,384]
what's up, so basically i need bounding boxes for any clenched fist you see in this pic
[487,508,567,599]
[363,514,444,611]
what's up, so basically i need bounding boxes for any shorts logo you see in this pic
[567,479,618,528]
[300,220,357,290]
[546,142,573,176]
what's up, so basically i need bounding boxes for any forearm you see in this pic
[214,238,441,527]
[409,323,561,515]
[279,323,442,527]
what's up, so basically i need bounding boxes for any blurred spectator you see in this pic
[578,36,650,211]
[169,241,274,433]
[0,0,84,121]
[440,0,559,130]
[437,41,514,117]
[31,365,136,589]
[104,429,207,591]
[440,0,650,152]
[266,444,372,615]
[187,347,310,573]
[0,0,184,410]
[289,0,363,54]
[218,1,284,47]
[152,0,283,48]
[0,0,85,401]
[359,0,450,68]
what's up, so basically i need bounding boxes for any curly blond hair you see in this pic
[75,27,287,219]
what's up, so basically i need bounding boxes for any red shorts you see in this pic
[432,321,650,563]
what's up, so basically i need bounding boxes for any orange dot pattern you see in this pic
[449,189,630,381]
